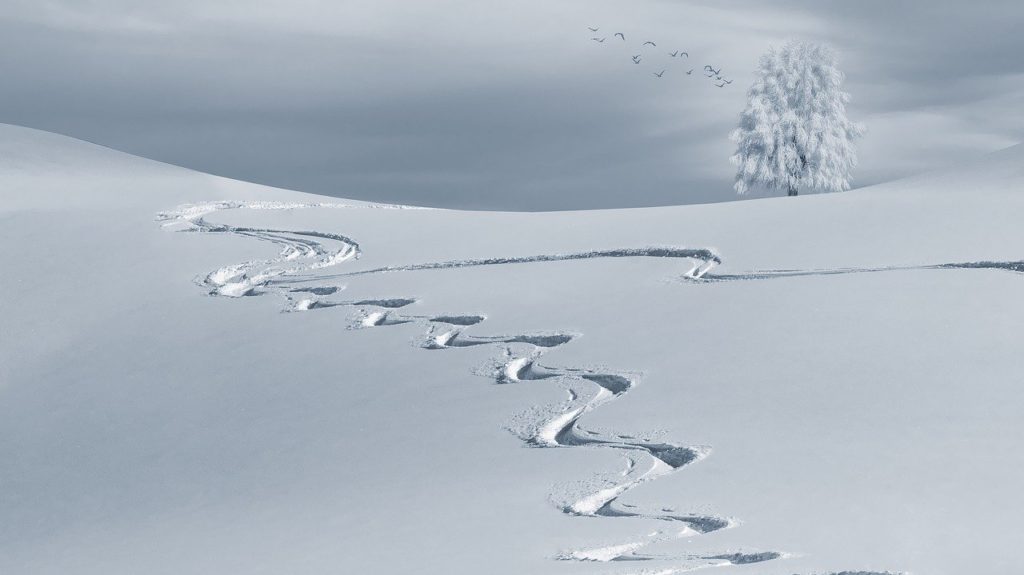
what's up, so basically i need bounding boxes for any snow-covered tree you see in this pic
[730,41,865,196]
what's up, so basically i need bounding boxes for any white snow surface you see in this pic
[2,123,1023,575]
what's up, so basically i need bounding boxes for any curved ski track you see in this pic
[156,199,985,575]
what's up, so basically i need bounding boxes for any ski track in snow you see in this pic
[155,199,1003,574]
[691,260,1024,283]
[314,247,723,279]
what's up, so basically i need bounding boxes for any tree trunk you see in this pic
[787,186,798,196]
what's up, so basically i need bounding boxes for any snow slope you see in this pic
[2,123,1022,575]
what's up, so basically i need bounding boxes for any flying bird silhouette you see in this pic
[588,26,599,32]
[653,70,665,78]
[669,51,679,57]
[615,32,625,41]
[591,37,606,43]
[720,78,733,84]
[704,65,722,76]
[686,69,693,75]
[643,41,657,47]
[679,51,689,58]
[632,54,642,64]
[715,80,726,88]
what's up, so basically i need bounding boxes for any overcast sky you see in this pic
[2,0,1023,210]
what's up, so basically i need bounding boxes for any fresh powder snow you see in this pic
[2,123,1023,574]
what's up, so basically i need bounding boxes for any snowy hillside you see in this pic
[2,123,1022,575]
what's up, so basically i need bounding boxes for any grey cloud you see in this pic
[1,0,1021,209]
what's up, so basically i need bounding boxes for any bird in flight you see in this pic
[643,41,657,47]
[686,69,693,75]
[679,51,689,58]
[704,65,722,77]
[720,78,733,84]
[715,80,726,87]
[632,54,642,64]
[669,51,679,57]
[615,32,625,41]
[588,26,599,32]
[654,70,666,78]
[591,37,606,43]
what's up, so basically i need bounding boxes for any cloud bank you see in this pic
[1,0,1021,209]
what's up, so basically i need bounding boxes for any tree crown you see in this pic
[730,41,865,196]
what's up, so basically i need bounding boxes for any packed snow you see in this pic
[2,123,1023,575]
